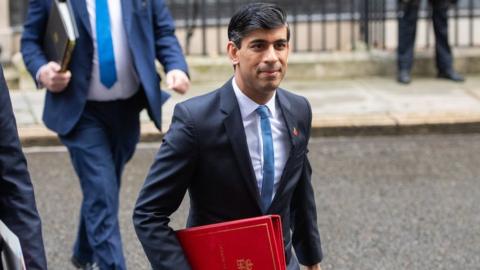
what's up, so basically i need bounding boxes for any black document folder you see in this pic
[43,0,79,72]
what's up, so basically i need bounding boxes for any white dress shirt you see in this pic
[232,78,291,201]
[86,0,139,101]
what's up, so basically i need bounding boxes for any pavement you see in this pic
[9,74,480,146]
[26,134,480,269]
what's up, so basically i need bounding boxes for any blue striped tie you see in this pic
[256,105,275,212]
[95,0,117,88]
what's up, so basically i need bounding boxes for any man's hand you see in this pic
[165,69,190,94]
[305,264,322,270]
[38,62,71,93]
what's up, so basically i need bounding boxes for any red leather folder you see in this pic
[176,215,286,270]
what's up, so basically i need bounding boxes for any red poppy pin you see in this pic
[293,127,299,137]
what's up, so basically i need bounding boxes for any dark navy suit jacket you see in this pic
[0,67,47,269]
[133,79,323,269]
[21,0,188,135]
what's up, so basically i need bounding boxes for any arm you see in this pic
[20,0,49,83]
[290,157,323,267]
[20,0,71,91]
[152,0,190,94]
[133,103,197,269]
[0,68,47,269]
[290,98,323,267]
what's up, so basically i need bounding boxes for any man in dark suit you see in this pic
[21,0,189,269]
[0,66,47,270]
[133,3,322,270]
[397,0,464,84]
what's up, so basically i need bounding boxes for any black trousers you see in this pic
[397,0,453,72]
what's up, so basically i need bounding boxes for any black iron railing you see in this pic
[164,0,480,55]
[8,0,480,55]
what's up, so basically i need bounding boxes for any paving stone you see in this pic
[12,75,480,145]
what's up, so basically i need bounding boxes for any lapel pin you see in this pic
[293,127,299,137]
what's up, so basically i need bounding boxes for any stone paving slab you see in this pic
[461,76,480,98]
[10,75,480,146]
[23,90,44,124]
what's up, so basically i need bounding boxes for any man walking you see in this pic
[133,3,323,270]
[21,0,189,269]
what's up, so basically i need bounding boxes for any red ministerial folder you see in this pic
[176,215,287,270]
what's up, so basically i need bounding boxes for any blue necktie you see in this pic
[95,0,117,88]
[256,105,275,212]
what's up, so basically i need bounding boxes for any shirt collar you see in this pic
[232,77,277,119]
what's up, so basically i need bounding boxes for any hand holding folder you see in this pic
[176,215,286,270]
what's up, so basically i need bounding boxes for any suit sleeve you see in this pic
[133,103,196,269]
[20,0,49,83]
[290,97,323,265]
[152,0,189,75]
[0,68,47,269]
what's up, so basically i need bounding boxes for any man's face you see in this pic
[228,26,289,104]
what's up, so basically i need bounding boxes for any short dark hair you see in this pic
[228,3,290,48]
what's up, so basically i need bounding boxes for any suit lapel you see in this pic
[220,80,263,211]
[71,0,92,37]
[269,89,300,209]
[277,89,300,151]
[120,0,132,35]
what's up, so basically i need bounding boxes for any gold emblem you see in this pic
[53,32,59,43]
[236,259,253,270]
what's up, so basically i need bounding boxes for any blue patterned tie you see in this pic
[95,0,117,88]
[256,105,275,212]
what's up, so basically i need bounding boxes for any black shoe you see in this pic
[71,256,86,269]
[397,70,411,84]
[437,70,465,82]
[71,256,98,270]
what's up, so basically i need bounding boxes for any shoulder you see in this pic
[277,87,311,115]
[171,84,228,128]
[176,88,222,114]
[176,79,234,114]
[278,87,309,103]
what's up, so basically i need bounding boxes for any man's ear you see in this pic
[227,41,239,66]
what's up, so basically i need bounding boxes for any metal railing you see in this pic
[7,0,480,55]
[164,0,480,55]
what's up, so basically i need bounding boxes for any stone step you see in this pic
[3,64,20,90]
[187,48,480,82]
[4,48,480,91]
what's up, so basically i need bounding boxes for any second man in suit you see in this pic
[133,3,323,270]
[397,0,464,84]
[21,0,190,269]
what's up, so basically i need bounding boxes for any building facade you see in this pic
[0,0,28,62]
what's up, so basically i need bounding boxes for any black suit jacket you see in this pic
[0,67,47,270]
[133,79,322,269]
